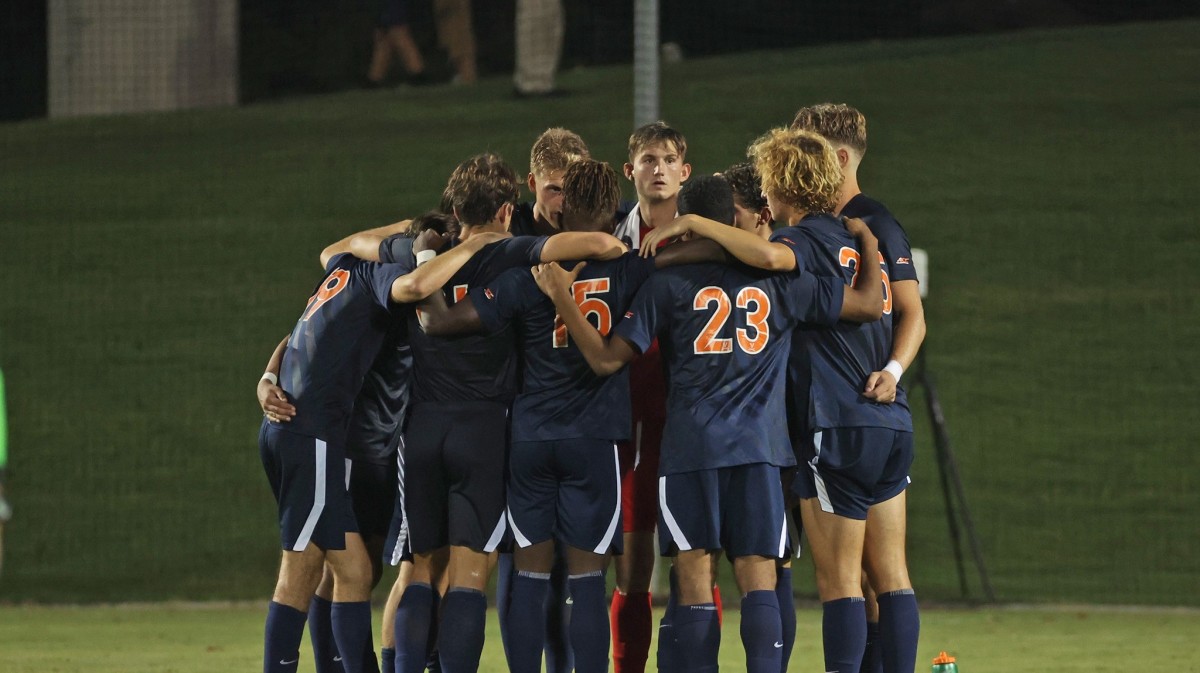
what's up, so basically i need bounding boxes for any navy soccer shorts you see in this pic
[259,422,357,552]
[403,401,509,554]
[792,426,914,519]
[657,463,788,560]
[348,457,397,541]
[507,439,623,555]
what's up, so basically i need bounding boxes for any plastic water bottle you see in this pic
[932,651,958,673]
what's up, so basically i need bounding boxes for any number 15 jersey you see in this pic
[612,263,845,475]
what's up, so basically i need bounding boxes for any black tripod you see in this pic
[908,349,996,603]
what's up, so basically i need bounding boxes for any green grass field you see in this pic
[1,19,1198,605]
[1,602,1195,672]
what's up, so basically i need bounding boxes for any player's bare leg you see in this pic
[382,560,414,650]
[863,491,919,673]
[666,550,719,672]
[800,498,869,673]
[395,549,447,673]
[319,533,375,673]
[266,545,325,673]
[732,555,784,673]
[434,545,492,671]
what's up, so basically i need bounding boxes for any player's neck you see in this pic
[835,174,862,215]
[637,198,677,229]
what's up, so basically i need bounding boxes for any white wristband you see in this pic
[883,359,904,383]
[415,249,437,266]
[260,372,279,386]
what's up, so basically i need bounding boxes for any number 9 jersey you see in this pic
[612,262,846,475]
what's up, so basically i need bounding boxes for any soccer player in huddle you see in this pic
[352,153,623,673]
[538,178,882,673]
[260,213,459,673]
[416,159,731,673]
[501,126,592,673]
[721,162,773,239]
[792,102,926,673]
[643,126,916,673]
[256,215,507,673]
[609,121,693,673]
[510,127,590,237]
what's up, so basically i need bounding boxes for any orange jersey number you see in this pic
[301,268,351,321]
[693,286,771,355]
[553,278,613,348]
[838,247,892,315]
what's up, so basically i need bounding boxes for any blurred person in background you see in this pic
[367,0,476,87]
[514,0,564,97]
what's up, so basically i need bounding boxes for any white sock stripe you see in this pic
[294,438,327,551]
[568,571,605,580]
[658,475,691,551]
[595,443,623,554]
[517,571,552,580]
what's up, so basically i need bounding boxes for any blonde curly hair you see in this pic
[748,127,842,215]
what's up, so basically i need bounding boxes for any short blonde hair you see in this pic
[748,127,842,214]
[529,128,590,177]
[791,103,868,155]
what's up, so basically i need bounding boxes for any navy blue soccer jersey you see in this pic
[612,263,845,475]
[469,252,657,443]
[278,253,409,441]
[841,193,918,284]
[770,214,912,432]
[378,235,417,271]
[344,317,413,465]
[406,235,548,404]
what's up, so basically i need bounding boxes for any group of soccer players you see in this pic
[255,102,926,673]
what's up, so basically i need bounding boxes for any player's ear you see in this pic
[836,147,850,169]
[494,202,514,226]
[680,163,692,182]
[623,162,634,180]
[759,205,772,226]
[527,172,538,193]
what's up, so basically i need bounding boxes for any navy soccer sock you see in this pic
[567,571,609,673]
[656,566,680,673]
[426,589,442,672]
[307,596,340,673]
[393,582,434,673]
[331,600,373,673]
[862,621,883,673]
[381,647,395,673]
[496,552,514,659]
[775,567,796,673]
[822,596,867,673]
[673,603,720,673]
[740,590,783,673]
[436,587,488,673]
[878,589,920,673]
[265,601,308,673]
[505,571,551,673]
[545,559,574,673]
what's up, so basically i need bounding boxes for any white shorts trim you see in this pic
[293,438,328,551]
[658,475,692,551]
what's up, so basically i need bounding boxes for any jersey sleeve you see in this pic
[363,261,411,309]
[379,235,416,272]
[768,226,814,275]
[502,235,549,266]
[612,274,670,355]
[871,217,918,283]
[772,272,846,329]
[469,266,537,333]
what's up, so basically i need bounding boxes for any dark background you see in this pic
[2,0,1197,121]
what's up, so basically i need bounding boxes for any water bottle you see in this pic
[932,651,958,673]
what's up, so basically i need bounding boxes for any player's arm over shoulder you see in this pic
[540,232,627,263]
[389,232,506,303]
[320,219,414,267]
[532,262,638,376]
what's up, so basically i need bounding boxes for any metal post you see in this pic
[633,0,659,127]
